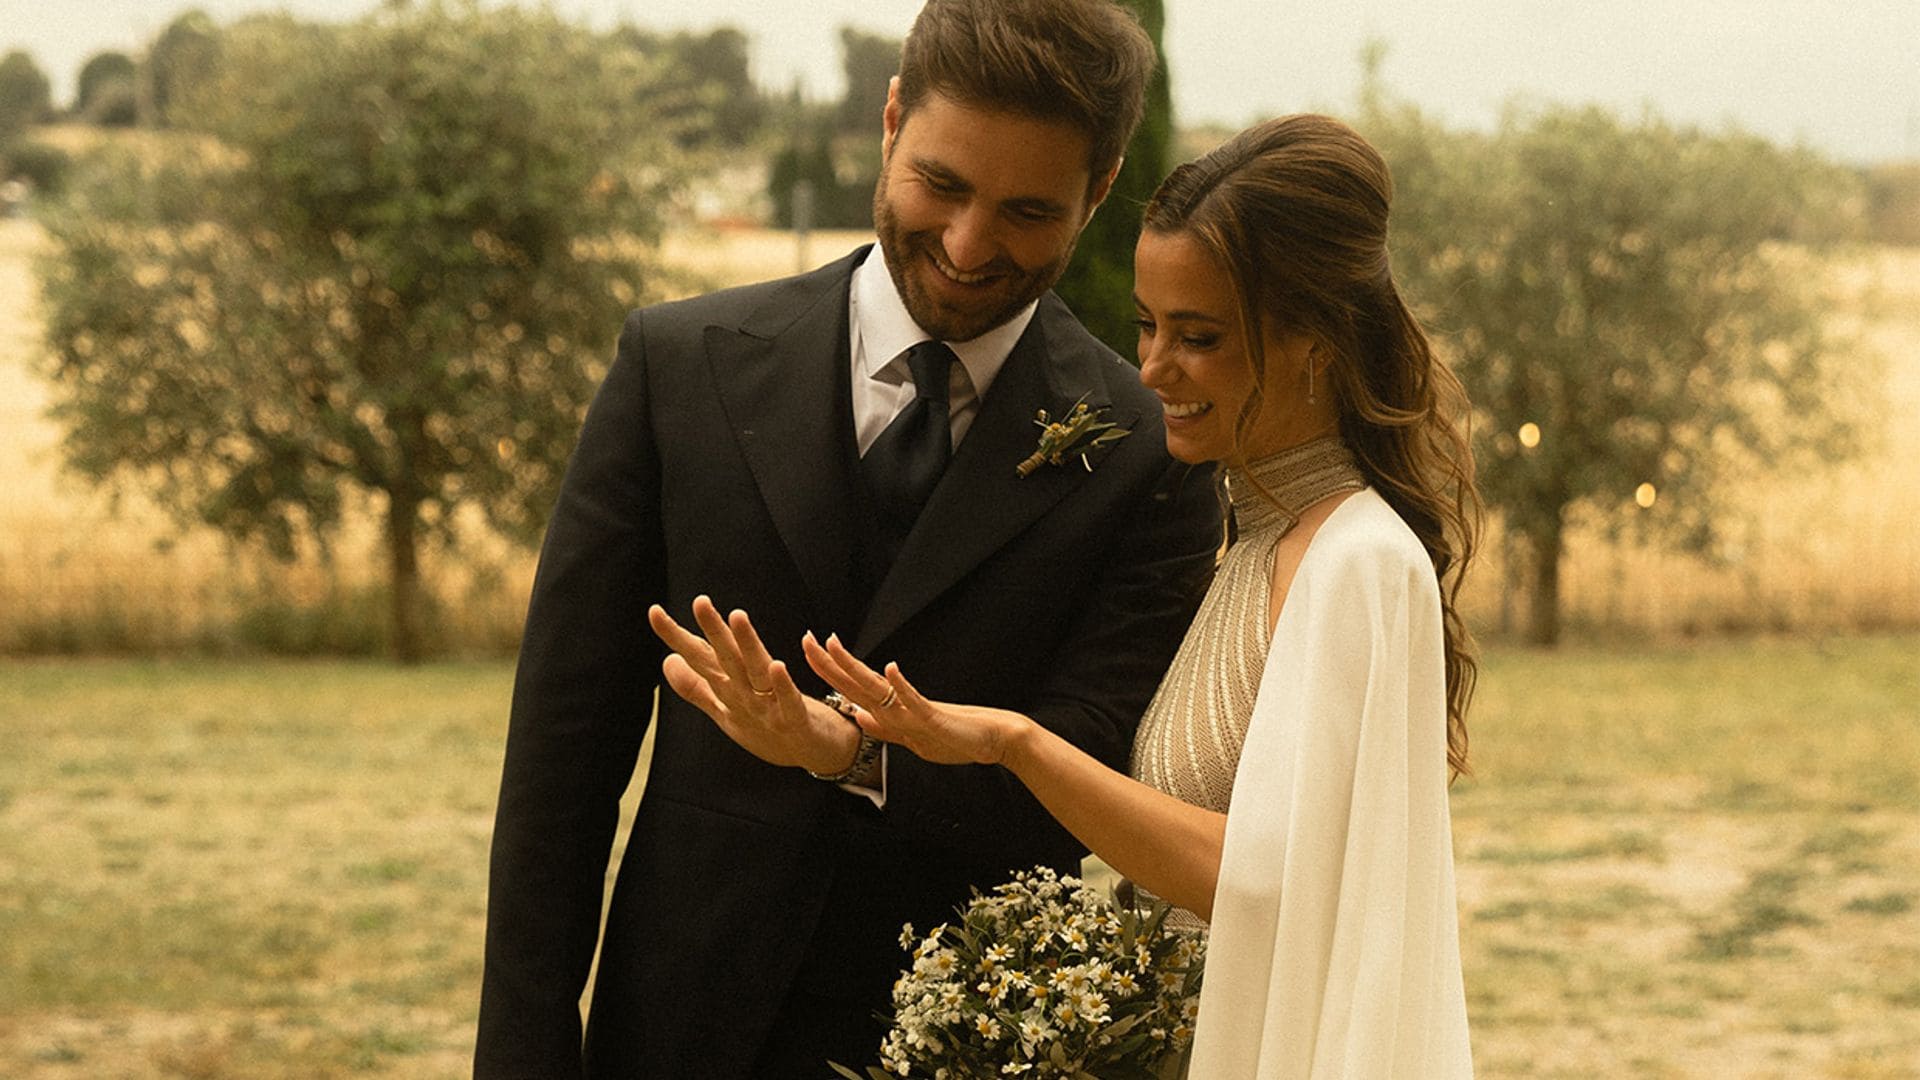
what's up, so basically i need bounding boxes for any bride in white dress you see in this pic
[661,114,1481,1077]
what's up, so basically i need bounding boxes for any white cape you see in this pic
[1187,490,1473,1078]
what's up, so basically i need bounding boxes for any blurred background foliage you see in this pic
[1359,48,1874,644]
[0,50,56,130]
[764,26,897,230]
[0,2,1913,659]
[1052,0,1172,357]
[32,4,683,661]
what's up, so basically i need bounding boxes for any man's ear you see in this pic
[1083,157,1124,225]
[882,76,904,159]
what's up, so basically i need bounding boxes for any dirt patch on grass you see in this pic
[1458,804,1920,1078]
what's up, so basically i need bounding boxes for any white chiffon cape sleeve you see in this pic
[1186,491,1472,1078]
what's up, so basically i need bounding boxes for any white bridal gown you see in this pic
[1187,488,1473,1078]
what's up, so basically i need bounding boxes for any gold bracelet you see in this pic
[808,691,882,782]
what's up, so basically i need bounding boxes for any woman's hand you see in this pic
[648,597,863,776]
[802,632,1032,767]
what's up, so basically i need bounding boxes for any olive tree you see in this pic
[1366,94,1865,644]
[38,5,681,660]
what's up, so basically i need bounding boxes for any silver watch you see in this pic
[808,691,882,782]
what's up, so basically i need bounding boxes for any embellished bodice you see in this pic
[1126,437,1366,928]
[1130,436,1367,810]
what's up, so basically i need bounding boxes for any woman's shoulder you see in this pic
[1303,488,1430,577]
[1278,488,1440,640]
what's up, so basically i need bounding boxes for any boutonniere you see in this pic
[1016,396,1130,477]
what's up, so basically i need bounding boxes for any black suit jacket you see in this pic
[477,248,1221,1077]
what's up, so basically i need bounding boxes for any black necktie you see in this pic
[862,340,957,536]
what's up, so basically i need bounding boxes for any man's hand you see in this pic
[648,597,862,776]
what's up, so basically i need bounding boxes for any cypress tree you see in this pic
[1052,0,1171,359]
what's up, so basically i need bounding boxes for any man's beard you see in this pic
[871,173,1079,343]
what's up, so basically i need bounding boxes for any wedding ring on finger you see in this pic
[749,684,777,699]
[878,686,900,710]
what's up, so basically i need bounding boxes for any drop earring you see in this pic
[1307,363,1316,404]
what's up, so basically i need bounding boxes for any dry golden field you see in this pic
[0,221,879,654]
[2,216,1915,652]
[1537,247,1920,638]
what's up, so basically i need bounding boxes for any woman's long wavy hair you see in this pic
[1143,114,1481,778]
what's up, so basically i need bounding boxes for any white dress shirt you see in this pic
[849,244,1035,454]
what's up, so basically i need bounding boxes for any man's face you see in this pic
[873,83,1116,343]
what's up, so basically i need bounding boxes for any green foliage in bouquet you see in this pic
[834,866,1205,1080]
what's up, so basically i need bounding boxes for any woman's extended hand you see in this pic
[802,632,1032,767]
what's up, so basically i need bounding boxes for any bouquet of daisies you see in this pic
[833,866,1205,1080]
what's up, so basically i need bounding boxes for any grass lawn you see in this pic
[1452,635,1920,1078]
[0,661,515,1077]
[2,636,1917,1077]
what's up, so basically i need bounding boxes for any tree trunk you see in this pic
[385,490,426,664]
[1525,520,1564,647]
[1498,537,1521,638]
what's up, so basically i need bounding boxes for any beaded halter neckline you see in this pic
[1225,435,1368,539]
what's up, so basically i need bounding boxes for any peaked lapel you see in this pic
[854,294,1140,655]
[705,250,866,634]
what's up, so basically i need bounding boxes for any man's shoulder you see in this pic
[1030,294,1152,400]
[627,245,867,339]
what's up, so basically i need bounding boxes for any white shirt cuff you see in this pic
[837,744,888,808]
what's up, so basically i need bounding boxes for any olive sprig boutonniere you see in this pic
[1016,397,1130,478]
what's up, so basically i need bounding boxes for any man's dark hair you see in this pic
[896,0,1157,181]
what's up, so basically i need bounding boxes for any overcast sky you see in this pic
[5,0,1916,164]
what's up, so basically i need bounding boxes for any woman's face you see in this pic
[1133,228,1319,465]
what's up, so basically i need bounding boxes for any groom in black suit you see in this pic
[476,1,1221,1075]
